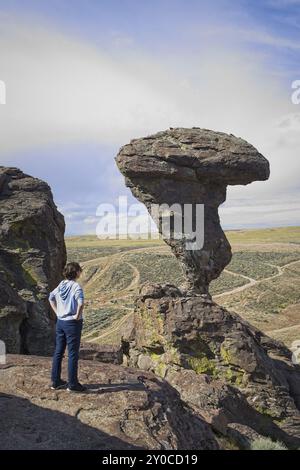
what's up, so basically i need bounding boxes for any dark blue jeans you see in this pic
[51,319,83,387]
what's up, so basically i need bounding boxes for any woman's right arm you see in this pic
[49,299,58,315]
[74,302,84,321]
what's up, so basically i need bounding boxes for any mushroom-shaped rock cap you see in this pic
[116,127,270,185]
[116,128,270,294]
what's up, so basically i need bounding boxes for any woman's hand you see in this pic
[49,299,58,315]
[74,303,84,321]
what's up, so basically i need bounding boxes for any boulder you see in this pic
[0,167,66,355]
[80,342,123,365]
[0,354,218,450]
[116,127,269,294]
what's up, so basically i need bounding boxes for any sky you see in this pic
[0,0,299,235]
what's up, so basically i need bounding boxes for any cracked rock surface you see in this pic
[0,355,218,450]
[123,282,300,449]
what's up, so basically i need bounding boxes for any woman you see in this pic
[49,262,86,392]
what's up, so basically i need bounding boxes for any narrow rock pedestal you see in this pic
[116,128,300,449]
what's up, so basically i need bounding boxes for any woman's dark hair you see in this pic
[63,262,82,280]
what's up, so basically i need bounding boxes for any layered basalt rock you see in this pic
[116,127,269,294]
[116,129,300,449]
[0,167,66,355]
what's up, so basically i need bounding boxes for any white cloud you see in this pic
[0,14,299,233]
[195,23,300,51]
[0,15,294,158]
[237,28,300,50]
[277,112,300,131]
[0,19,183,155]
[83,216,99,225]
[268,0,300,7]
[221,193,300,227]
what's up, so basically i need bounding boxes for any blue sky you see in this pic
[0,0,299,234]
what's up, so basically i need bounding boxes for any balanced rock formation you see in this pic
[0,167,66,355]
[116,128,269,294]
[0,354,218,450]
[116,129,300,449]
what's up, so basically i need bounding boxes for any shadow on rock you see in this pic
[0,392,143,450]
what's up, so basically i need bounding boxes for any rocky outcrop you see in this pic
[123,283,300,449]
[116,127,269,294]
[116,128,300,449]
[80,342,123,365]
[0,354,218,450]
[0,167,66,355]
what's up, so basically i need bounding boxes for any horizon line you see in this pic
[65,224,300,239]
